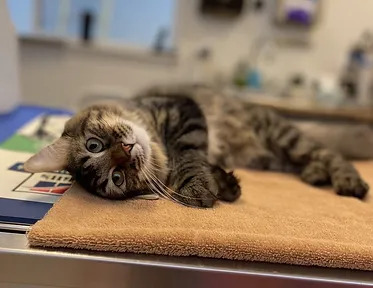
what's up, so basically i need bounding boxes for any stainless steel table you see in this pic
[0,232,372,287]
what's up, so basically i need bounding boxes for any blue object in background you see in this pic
[0,105,71,143]
[0,198,53,225]
[287,9,312,26]
[247,69,262,90]
[0,105,71,227]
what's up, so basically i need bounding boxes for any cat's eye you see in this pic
[86,138,103,153]
[112,170,124,186]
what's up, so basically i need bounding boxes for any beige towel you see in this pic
[28,162,373,271]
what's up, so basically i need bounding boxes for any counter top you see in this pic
[0,232,372,287]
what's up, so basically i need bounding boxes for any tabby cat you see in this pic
[24,85,369,207]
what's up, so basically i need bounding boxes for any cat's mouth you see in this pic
[127,142,148,171]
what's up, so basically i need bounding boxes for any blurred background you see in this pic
[2,0,373,110]
[0,0,373,159]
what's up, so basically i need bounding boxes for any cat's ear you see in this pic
[24,137,70,173]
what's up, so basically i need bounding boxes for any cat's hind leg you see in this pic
[247,106,369,199]
[300,161,330,186]
[312,149,369,199]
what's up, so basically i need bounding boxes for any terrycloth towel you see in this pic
[28,162,373,271]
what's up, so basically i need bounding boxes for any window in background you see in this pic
[41,0,60,34]
[6,0,34,35]
[67,0,101,39]
[7,0,176,51]
[110,0,175,49]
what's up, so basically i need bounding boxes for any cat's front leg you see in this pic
[168,151,218,208]
[159,95,241,207]
[159,96,223,207]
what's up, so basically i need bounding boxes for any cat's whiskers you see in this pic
[143,164,213,201]
[144,159,161,172]
[139,160,161,183]
[142,168,172,199]
[149,155,164,169]
[142,170,176,201]
[142,175,164,198]
[142,168,180,200]
[142,170,199,208]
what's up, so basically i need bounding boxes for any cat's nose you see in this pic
[111,143,132,165]
[121,143,134,155]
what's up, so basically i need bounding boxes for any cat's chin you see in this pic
[131,122,151,159]
[129,142,149,171]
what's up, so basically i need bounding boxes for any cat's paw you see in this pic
[301,161,330,186]
[211,165,241,202]
[332,173,369,199]
[174,175,218,208]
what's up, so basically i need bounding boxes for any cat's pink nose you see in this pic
[121,143,134,155]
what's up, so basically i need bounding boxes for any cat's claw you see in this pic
[333,175,369,199]
[211,165,241,202]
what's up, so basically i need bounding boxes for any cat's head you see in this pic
[24,104,167,199]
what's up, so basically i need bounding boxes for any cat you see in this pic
[24,85,369,208]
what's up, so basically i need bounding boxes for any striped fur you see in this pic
[141,85,369,201]
[39,85,368,207]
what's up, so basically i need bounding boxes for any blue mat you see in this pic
[0,105,71,143]
[0,105,71,227]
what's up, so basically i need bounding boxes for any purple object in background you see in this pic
[286,9,312,26]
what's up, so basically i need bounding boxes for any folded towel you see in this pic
[28,162,373,271]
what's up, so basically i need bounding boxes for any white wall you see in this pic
[18,0,373,108]
[19,41,181,109]
[177,0,373,81]
[309,0,373,73]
